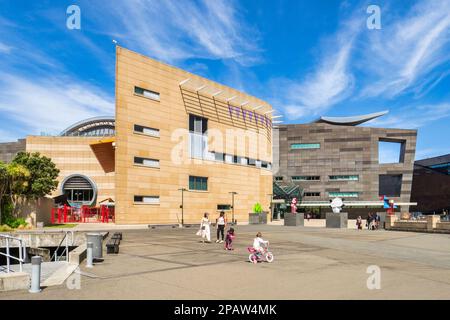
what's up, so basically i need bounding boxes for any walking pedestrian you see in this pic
[196,212,211,243]
[216,211,227,243]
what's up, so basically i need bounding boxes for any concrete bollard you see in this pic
[29,256,42,293]
[86,242,94,268]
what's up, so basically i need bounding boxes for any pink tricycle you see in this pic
[247,245,274,264]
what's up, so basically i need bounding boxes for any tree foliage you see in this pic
[0,153,59,225]
[12,152,60,198]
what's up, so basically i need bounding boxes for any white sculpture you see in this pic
[330,197,344,213]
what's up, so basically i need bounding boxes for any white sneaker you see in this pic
[215,240,220,243]
[219,240,224,243]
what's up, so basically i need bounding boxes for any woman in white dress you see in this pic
[197,212,211,243]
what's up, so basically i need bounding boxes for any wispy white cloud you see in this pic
[276,17,363,119]
[0,73,114,135]
[88,0,261,66]
[284,41,355,119]
[368,103,450,129]
[0,41,12,54]
[360,0,450,98]
[276,0,450,121]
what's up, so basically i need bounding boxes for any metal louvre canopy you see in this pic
[178,78,279,121]
[63,176,93,190]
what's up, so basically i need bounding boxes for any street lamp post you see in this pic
[229,192,238,225]
[268,194,273,222]
[178,188,187,226]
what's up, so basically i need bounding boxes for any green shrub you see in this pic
[0,224,13,232]
[252,202,263,214]
[4,216,27,229]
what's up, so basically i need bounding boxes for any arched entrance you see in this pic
[61,174,97,207]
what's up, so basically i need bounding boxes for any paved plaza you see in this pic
[2,225,450,299]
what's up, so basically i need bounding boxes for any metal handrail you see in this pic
[0,234,26,273]
[51,231,74,262]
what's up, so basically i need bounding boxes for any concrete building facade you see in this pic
[273,113,417,215]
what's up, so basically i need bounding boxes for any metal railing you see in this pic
[0,234,26,273]
[51,231,74,262]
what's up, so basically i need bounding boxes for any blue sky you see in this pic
[0,0,449,160]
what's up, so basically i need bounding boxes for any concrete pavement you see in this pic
[2,224,450,299]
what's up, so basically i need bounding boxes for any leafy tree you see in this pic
[11,152,60,198]
[0,161,8,225]
[7,162,30,214]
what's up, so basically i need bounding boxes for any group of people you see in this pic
[356,213,381,230]
[197,212,235,250]
[196,211,269,253]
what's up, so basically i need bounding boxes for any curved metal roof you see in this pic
[314,110,388,126]
[59,116,115,136]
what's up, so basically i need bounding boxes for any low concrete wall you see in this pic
[0,272,30,291]
[386,215,450,233]
[393,221,427,229]
[436,222,450,231]
[15,197,53,227]
[0,231,108,248]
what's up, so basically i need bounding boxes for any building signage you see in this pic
[228,105,272,128]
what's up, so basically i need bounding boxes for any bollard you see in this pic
[29,256,42,293]
[86,242,94,268]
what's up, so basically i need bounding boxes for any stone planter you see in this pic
[326,212,348,228]
[249,212,268,224]
[284,212,304,226]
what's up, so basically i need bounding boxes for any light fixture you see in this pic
[227,96,237,102]
[252,105,263,111]
[264,110,275,115]
[212,90,222,97]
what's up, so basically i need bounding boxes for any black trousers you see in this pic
[217,224,225,240]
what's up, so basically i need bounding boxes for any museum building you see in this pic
[0,47,274,224]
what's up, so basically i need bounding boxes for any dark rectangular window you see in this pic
[134,157,160,168]
[215,152,225,162]
[275,176,283,181]
[134,86,160,101]
[189,114,208,134]
[134,124,160,137]
[217,204,231,210]
[248,158,256,166]
[329,175,359,181]
[134,195,160,204]
[304,192,320,197]
[292,176,320,181]
[189,176,208,191]
[379,174,402,197]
